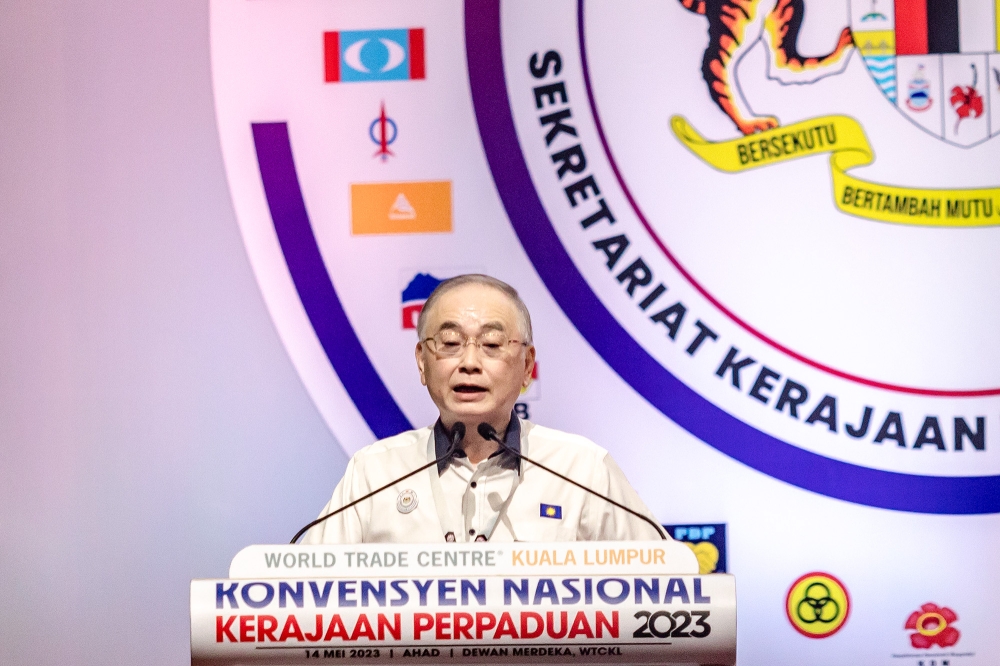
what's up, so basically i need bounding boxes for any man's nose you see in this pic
[457,340,484,370]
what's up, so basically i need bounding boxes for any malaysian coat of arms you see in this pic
[670,0,1000,226]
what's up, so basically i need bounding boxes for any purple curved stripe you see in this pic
[463,0,1000,513]
[252,122,412,440]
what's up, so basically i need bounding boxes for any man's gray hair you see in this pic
[416,274,533,344]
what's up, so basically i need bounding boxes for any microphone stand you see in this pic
[289,423,466,544]
[477,422,667,540]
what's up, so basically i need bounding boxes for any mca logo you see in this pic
[785,572,851,638]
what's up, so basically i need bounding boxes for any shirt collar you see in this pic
[433,413,521,475]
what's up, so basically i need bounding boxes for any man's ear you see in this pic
[522,345,536,389]
[415,343,428,386]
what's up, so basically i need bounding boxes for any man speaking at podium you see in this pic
[304,275,662,544]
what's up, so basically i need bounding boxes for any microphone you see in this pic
[477,422,667,540]
[289,422,466,544]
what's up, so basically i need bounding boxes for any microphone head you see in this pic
[477,422,498,440]
[450,422,466,442]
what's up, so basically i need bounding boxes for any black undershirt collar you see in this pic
[433,412,521,475]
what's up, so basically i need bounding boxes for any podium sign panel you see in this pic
[227,541,700,578]
[192,575,735,665]
[192,543,735,665]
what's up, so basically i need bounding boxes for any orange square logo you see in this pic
[351,181,452,235]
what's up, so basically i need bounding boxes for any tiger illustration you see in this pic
[679,0,854,134]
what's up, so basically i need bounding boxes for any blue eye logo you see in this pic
[324,28,425,83]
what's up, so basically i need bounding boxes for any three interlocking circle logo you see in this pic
[785,572,851,638]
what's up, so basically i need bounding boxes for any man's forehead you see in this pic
[435,319,507,333]
[424,284,519,326]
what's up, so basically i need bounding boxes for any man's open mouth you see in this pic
[453,385,487,393]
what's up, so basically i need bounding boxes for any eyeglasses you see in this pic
[422,329,527,359]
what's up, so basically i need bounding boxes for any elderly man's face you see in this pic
[415,284,535,429]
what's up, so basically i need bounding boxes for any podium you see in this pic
[191,541,736,665]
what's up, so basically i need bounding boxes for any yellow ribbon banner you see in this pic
[670,115,1000,228]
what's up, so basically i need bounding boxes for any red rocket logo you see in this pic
[370,102,398,161]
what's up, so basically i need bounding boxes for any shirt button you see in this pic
[470,481,477,488]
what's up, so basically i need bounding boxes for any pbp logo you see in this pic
[663,524,727,574]
[785,572,850,638]
[401,273,443,330]
[905,603,960,649]
[324,28,425,83]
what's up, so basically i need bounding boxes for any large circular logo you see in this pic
[785,572,851,638]
[211,0,1000,520]
[467,0,1000,513]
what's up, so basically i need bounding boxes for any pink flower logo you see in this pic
[904,603,960,649]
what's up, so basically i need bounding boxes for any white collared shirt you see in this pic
[304,419,663,543]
